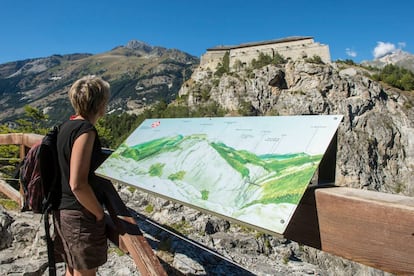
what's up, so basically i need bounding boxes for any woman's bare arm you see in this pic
[69,131,104,221]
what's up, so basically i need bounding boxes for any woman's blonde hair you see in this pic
[68,75,110,118]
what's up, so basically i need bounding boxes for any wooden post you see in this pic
[0,133,43,160]
[0,179,21,204]
[315,187,414,275]
[99,177,167,276]
[286,186,414,275]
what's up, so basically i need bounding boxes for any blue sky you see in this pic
[1,0,413,64]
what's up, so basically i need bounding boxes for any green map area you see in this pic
[117,135,320,206]
[96,115,342,234]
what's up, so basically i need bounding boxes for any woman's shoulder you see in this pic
[62,119,95,130]
[60,120,96,139]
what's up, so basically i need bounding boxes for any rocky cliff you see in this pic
[179,60,414,197]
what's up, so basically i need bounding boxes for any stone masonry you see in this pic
[200,36,331,71]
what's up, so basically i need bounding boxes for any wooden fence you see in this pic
[0,133,167,276]
[1,133,413,275]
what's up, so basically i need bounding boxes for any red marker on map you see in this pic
[151,121,161,128]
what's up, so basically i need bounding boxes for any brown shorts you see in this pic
[53,208,107,270]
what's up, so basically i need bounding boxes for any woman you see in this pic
[54,75,110,276]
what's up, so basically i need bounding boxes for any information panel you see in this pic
[96,115,342,234]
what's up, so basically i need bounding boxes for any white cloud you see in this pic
[345,48,357,58]
[373,42,396,59]
[398,42,406,49]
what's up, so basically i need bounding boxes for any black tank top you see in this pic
[57,119,105,210]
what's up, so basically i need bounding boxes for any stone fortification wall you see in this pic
[200,50,227,72]
[200,37,331,71]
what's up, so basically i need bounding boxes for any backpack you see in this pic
[19,125,61,213]
[18,125,61,276]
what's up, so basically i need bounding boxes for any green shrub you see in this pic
[238,99,257,116]
[337,59,356,65]
[305,55,324,64]
[201,189,209,200]
[149,163,165,176]
[272,52,286,65]
[251,53,272,69]
[144,204,154,213]
[0,199,19,210]
[215,52,230,77]
[373,64,414,91]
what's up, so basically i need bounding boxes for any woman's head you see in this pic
[68,75,110,119]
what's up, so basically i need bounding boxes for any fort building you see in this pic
[200,36,331,71]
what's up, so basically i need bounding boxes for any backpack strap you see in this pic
[44,207,56,276]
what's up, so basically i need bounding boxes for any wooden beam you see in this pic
[0,133,23,145]
[22,133,43,148]
[99,177,167,276]
[0,133,43,160]
[0,133,43,148]
[105,214,129,253]
[0,179,21,205]
[315,187,414,275]
[287,187,414,275]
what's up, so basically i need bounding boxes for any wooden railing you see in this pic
[0,133,167,275]
[284,186,414,275]
[1,133,413,275]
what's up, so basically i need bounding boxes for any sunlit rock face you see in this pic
[181,59,414,196]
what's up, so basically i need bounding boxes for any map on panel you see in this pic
[96,115,343,234]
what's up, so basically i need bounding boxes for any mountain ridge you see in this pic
[361,49,414,72]
[0,40,199,125]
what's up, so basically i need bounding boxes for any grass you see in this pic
[169,219,192,235]
[149,163,165,177]
[144,204,154,213]
[127,186,137,193]
[0,199,19,210]
[168,171,186,181]
[108,247,126,256]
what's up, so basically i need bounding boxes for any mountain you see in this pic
[0,40,199,125]
[361,50,414,72]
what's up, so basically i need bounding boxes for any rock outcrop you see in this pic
[180,60,414,197]
[0,185,392,275]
